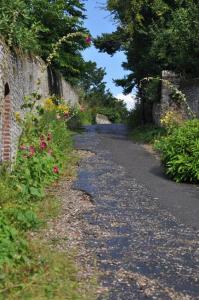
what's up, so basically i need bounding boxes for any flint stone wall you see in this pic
[180,78,199,116]
[0,41,79,162]
[153,71,199,125]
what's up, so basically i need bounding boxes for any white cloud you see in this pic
[115,93,137,111]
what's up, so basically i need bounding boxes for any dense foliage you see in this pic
[78,61,128,123]
[13,96,75,199]
[95,0,199,93]
[0,97,96,298]
[155,119,199,183]
[0,0,90,83]
[128,116,199,183]
[1,96,73,261]
[0,1,127,115]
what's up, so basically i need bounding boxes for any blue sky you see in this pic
[82,0,136,109]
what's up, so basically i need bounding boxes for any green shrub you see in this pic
[155,119,199,183]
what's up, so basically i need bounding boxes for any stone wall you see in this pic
[153,71,199,125]
[0,41,79,162]
[180,78,199,117]
[152,103,161,126]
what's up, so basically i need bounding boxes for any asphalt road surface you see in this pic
[74,124,199,300]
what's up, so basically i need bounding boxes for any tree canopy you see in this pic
[95,0,199,93]
[0,0,90,83]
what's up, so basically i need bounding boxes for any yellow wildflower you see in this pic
[57,104,69,114]
[160,108,184,129]
[15,111,21,122]
[43,98,55,111]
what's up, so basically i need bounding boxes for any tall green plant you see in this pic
[13,96,74,199]
[155,119,199,183]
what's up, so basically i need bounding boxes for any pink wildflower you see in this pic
[29,146,35,157]
[40,141,47,150]
[53,166,59,174]
[85,36,92,44]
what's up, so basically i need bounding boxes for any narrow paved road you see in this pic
[74,124,199,300]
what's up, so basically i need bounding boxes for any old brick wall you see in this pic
[0,41,79,162]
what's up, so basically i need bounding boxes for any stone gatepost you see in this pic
[161,70,180,113]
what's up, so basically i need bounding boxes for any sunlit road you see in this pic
[74,124,199,300]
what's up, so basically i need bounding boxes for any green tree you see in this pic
[79,61,106,96]
[0,0,90,83]
[150,3,199,76]
[27,0,89,81]
[0,0,43,52]
[95,0,199,93]
[78,60,128,122]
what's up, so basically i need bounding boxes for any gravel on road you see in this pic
[74,124,199,300]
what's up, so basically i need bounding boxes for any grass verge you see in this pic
[0,150,97,300]
[129,125,166,144]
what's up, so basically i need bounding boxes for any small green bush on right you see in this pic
[154,119,199,183]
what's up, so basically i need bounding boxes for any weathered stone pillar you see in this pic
[161,70,180,112]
